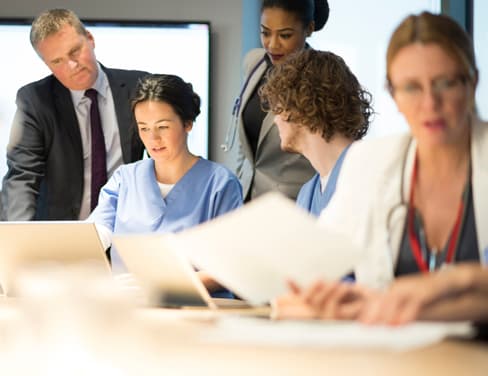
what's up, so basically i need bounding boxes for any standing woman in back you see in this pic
[229,0,330,201]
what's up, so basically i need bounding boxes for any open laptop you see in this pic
[0,221,111,295]
[112,233,251,310]
[142,192,361,307]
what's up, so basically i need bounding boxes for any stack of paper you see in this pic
[202,317,475,351]
[164,192,361,305]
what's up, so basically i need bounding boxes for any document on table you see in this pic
[165,192,362,306]
[202,317,475,351]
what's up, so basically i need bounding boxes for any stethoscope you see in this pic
[383,137,413,272]
[220,56,267,152]
[385,136,471,272]
[386,137,413,227]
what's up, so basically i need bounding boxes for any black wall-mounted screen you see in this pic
[0,19,211,181]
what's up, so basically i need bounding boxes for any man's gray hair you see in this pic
[30,8,88,50]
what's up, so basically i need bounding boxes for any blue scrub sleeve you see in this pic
[87,169,122,232]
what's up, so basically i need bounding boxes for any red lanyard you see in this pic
[407,157,466,273]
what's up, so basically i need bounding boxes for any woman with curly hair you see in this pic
[259,49,373,216]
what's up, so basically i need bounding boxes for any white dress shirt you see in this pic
[71,63,124,219]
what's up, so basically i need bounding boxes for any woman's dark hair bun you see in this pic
[313,0,330,31]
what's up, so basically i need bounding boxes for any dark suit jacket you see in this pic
[235,49,315,200]
[1,65,147,220]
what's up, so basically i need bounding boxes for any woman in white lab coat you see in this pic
[273,11,488,322]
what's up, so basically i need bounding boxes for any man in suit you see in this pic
[1,8,147,220]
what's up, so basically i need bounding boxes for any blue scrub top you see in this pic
[296,145,355,282]
[296,145,351,217]
[89,157,243,270]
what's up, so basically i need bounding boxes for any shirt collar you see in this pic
[71,62,109,106]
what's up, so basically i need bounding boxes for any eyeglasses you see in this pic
[389,75,469,105]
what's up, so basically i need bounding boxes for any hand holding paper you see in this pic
[172,192,362,305]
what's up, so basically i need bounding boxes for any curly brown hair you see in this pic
[259,49,373,141]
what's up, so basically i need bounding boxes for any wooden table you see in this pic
[1,302,487,375]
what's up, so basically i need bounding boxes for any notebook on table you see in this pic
[0,221,110,295]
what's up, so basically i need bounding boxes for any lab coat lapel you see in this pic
[377,135,415,273]
[471,118,488,262]
[238,60,268,162]
[256,111,276,152]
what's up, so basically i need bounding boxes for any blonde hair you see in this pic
[386,12,478,87]
[30,8,88,50]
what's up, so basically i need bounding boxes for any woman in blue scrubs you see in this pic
[89,74,243,292]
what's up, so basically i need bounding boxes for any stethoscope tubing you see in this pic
[221,56,267,152]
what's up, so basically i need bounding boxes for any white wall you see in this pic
[474,0,488,120]
[0,0,244,167]
[309,0,441,139]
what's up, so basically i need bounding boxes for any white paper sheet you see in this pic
[202,317,475,351]
[166,192,362,305]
